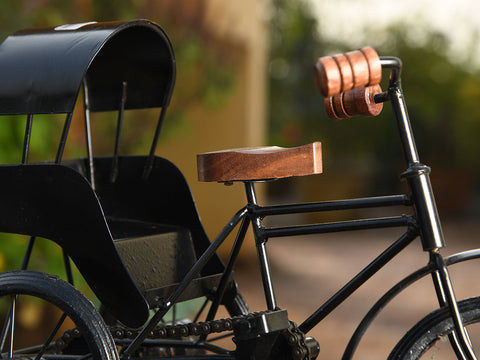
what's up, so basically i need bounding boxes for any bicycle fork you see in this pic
[404,160,476,360]
[386,57,476,359]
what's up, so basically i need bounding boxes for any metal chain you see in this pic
[53,328,82,352]
[110,316,238,340]
[281,321,309,360]
[108,311,285,341]
[55,312,312,359]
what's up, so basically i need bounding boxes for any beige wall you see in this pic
[157,0,268,260]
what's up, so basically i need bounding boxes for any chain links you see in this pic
[55,312,314,359]
[283,321,311,360]
[53,328,82,352]
[110,315,238,339]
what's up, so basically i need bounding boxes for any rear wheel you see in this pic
[389,296,480,359]
[0,270,118,360]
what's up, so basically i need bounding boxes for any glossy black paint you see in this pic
[0,19,221,330]
[0,20,175,114]
[0,162,148,328]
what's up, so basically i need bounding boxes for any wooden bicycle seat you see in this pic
[197,142,322,182]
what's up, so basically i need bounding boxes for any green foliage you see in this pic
[170,33,237,112]
[374,24,480,169]
[268,0,328,147]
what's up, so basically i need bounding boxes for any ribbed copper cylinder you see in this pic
[314,46,382,98]
[324,84,383,119]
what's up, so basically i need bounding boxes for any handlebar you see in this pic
[314,47,387,119]
[324,84,383,119]
[314,46,382,97]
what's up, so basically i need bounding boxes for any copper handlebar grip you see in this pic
[314,46,382,97]
[324,84,383,119]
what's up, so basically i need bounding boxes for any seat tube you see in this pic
[244,182,278,311]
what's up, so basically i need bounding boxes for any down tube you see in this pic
[122,206,249,359]
[299,228,419,334]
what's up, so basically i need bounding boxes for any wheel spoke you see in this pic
[0,300,13,355]
[0,271,118,360]
[8,295,16,358]
[34,312,68,360]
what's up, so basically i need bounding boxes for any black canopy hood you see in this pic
[0,19,176,115]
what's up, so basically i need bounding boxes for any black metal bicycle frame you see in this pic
[123,57,478,359]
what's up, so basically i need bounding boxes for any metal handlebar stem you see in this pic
[381,57,476,360]
[380,56,444,251]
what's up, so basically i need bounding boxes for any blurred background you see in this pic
[0,0,478,249]
[1,0,480,358]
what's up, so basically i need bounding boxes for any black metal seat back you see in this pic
[0,163,149,328]
[0,20,221,328]
[69,155,225,305]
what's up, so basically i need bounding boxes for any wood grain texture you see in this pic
[333,54,354,92]
[324,96,341,119]
[324,84,383,119]
[360,46,382,85]
[333,92,350,118]
[197,142,322,182]
[343,84,383,117]
[314,56,341,97]
[314,46,382,98]
[346,49,370,88]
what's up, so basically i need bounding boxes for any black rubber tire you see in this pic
[389,296,480,359]
[0,270,118,360]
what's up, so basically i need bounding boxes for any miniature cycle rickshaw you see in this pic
[0,18,479,360]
